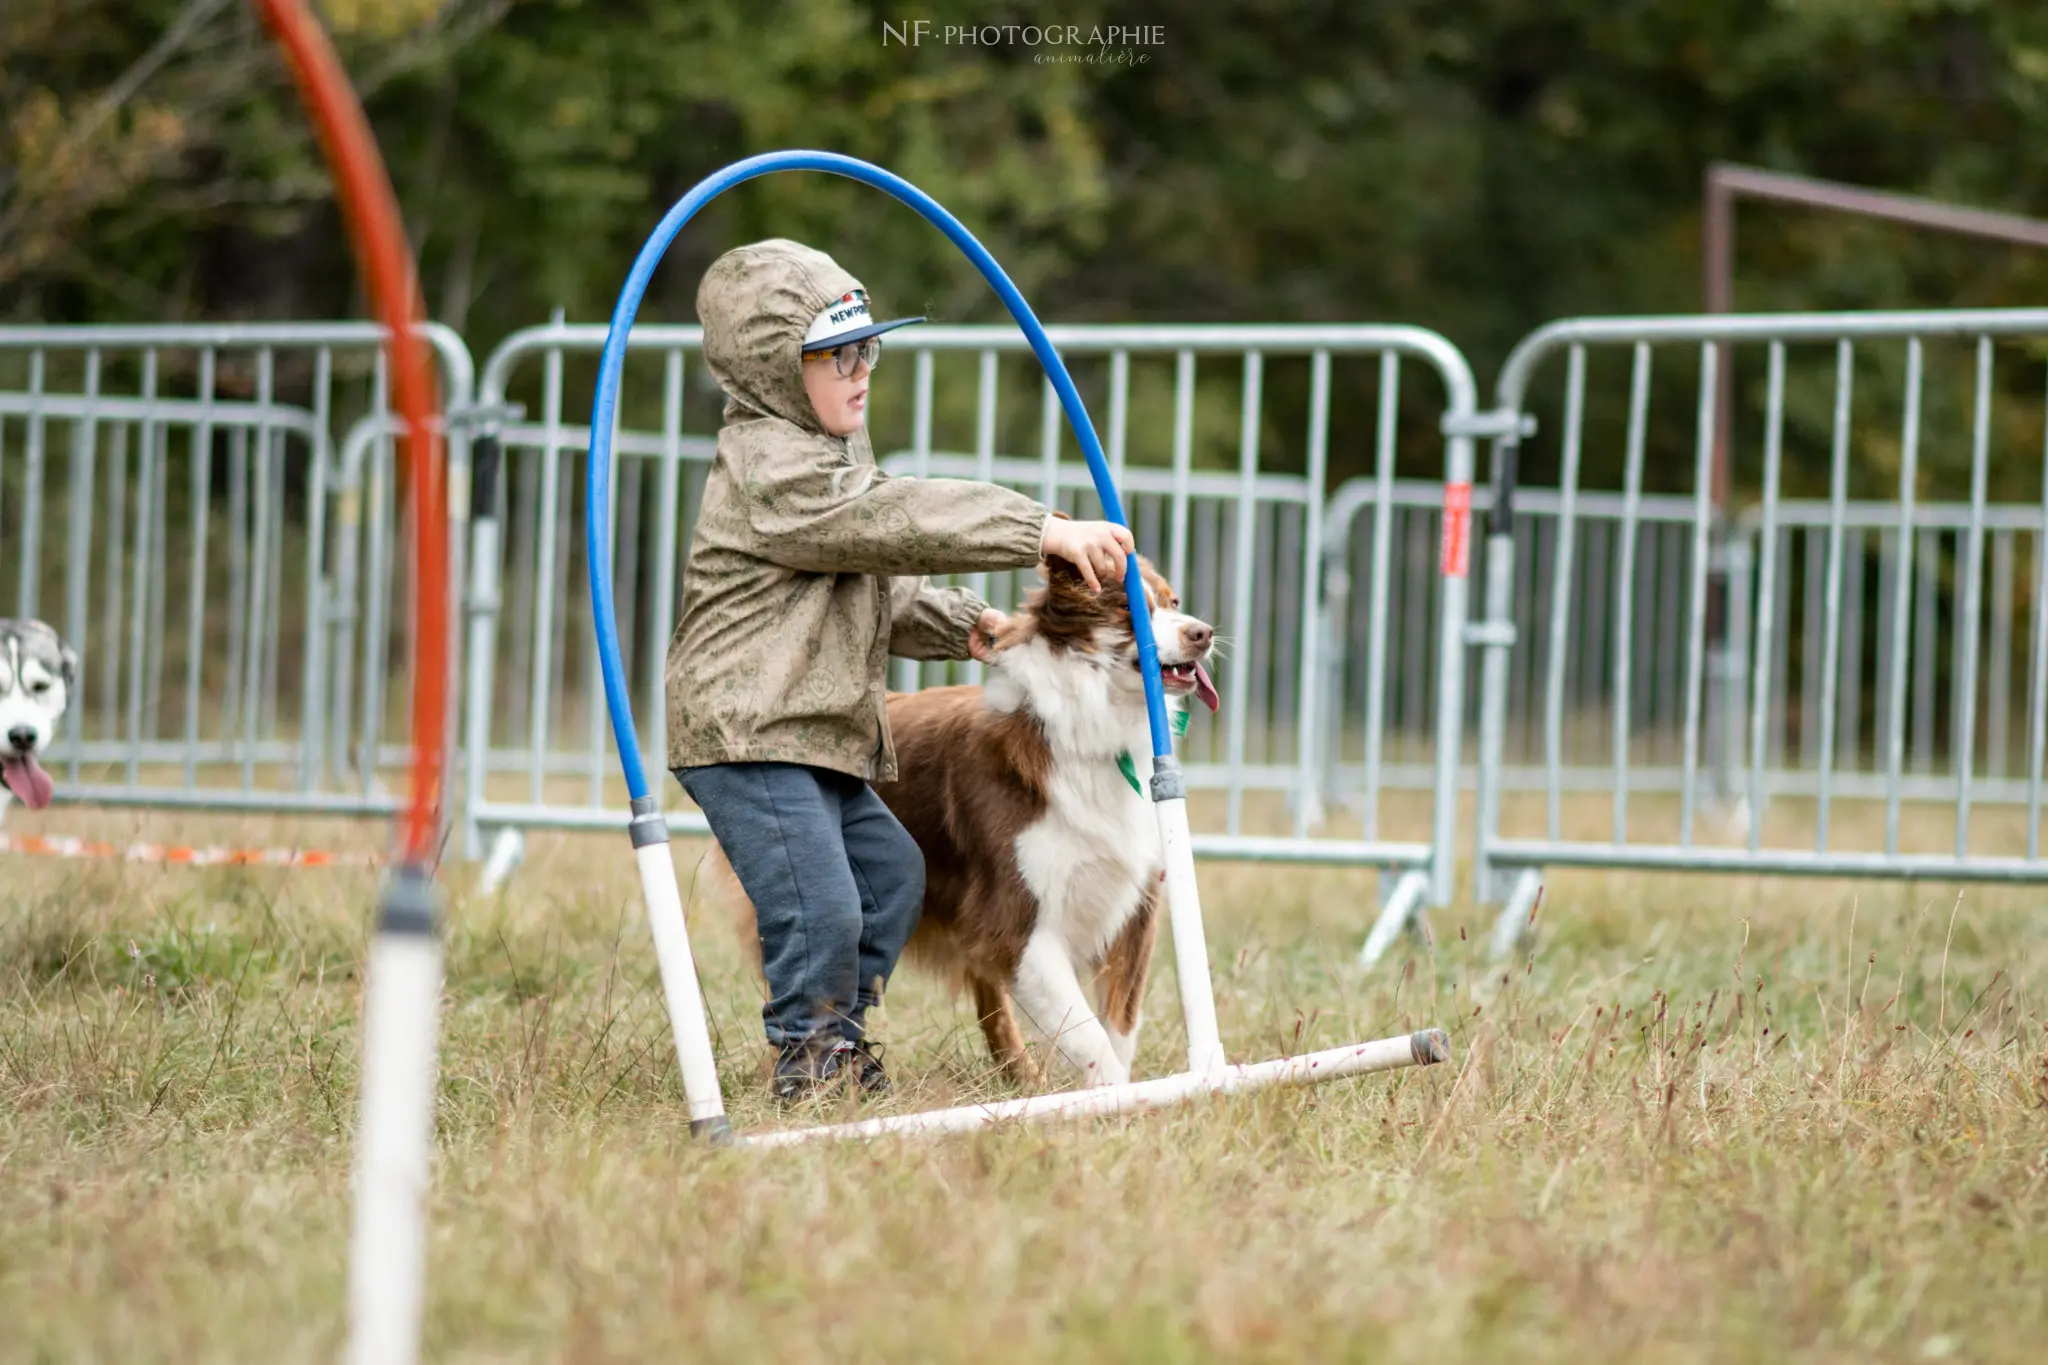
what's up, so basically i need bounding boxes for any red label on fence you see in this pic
[1441,481,1472,578]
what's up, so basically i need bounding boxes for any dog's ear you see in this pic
[1138,559,1173,608]
[1042,552,1087,588]
[58,643,78,688]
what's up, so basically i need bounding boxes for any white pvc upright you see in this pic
[347,926,443,1365]
[1153,784,1226,1075]
[632,834,729,1134]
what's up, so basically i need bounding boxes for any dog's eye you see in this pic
[29,680,50,695]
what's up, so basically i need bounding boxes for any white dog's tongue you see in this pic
[2,753,54,809]
[1194,661,1220,713]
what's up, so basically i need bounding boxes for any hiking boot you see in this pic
[771,1035,854,1103]
[842,1038,890,1096]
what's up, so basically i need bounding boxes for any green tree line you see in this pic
[8,0,2048,493]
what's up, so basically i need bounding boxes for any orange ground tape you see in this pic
[0,832,380,868]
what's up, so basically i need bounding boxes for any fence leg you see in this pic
[1357,868,1430,967]
[478,827,525,897]
[1486,866,1544,961]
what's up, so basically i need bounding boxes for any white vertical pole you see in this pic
[630,802,732,1138]
[348,868,444,1365]
[1151,765,1225,1077]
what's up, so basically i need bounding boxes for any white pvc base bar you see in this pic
[347,929,443,1365]
[1357,869,1431,966]
[742,1028,1450,1148]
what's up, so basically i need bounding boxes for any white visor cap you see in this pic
[801,288,925,352]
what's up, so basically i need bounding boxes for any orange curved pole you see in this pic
[254,0,447,863]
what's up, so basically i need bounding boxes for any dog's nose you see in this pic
[1180,621,1214,652]
[6,726,33,753]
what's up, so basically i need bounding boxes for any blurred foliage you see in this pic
[8,0,2048,491]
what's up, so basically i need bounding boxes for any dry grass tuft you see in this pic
[3,807,2045,1362]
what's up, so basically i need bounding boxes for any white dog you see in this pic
[0,618,77,823]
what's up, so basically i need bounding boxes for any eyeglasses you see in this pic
[801,336,882,378]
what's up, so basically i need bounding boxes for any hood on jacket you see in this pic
[696,238,868,437]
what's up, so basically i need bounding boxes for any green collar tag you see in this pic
[1117,707,1190,796]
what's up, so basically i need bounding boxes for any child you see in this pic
[666,238,1134,1101]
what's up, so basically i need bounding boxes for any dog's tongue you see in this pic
[2,753,53,809]
[1193,661,1220,713]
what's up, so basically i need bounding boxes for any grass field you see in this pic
[3,802,2045,1363]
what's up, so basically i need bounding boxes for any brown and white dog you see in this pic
[705,553,1218,1089]
[879,553,1218,1088]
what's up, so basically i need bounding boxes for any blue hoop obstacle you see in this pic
[586,151,1445,1145]
[587,151,1174,793]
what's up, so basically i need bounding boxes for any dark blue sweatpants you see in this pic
[675,762,925,1047]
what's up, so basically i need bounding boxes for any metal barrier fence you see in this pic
[17,308,2048,929]
[1470,308,2048,955]
[1465,489,2048,806]
[0,323,473,818]
[460,321,1483,910]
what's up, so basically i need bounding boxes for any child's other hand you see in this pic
[1040,516,1137,592]
[968,608,1009,663]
